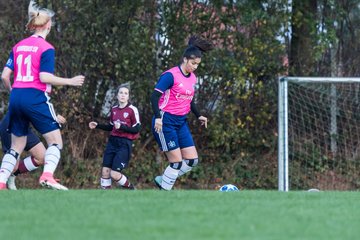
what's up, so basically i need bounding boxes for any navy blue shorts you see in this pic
[1,129,41,153]
[102,136,133,172]
[152,112,195,152]
[8,88,60,136]
[0,113,41,153]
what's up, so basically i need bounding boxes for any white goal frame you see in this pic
[278,76,360,191]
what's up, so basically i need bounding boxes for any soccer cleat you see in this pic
[121,183,136,190]
[0,182,8,190]
[154,175,164,190]
[127,183,136,190]
[7,174,17,190]
[39,172,68,191]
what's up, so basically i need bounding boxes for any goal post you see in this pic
[278,77,360,191]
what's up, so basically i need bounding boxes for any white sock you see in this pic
[161,166,180,190]
[117,174,132,188]
[118,175,127,186]
[0,153,17,183]
[178,159,198,177]
[101,178,112,189]
[178,161,192,177]
[43,145,60,174]
[23,156,38,172]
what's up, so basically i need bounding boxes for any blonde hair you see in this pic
[26,0,55,31]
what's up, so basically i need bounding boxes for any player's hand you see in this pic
[198,116,208,128]
[114,120,121,129]
[89,121,98,129]
[70,75,85,86]
[56,115,66,124]
[154,118,162,133]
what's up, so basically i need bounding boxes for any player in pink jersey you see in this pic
[0,0,85,190]
[150,35,213,190]
[89,84,141,190]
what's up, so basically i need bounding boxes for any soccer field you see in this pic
[1,190,359,240]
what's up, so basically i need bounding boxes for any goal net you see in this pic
[278,77,360,191]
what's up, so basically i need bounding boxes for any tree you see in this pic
[289,0,318,76]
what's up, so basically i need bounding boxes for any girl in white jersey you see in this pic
[0,0,85,190]
[150,35,213,190]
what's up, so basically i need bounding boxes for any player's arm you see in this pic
[2,51,14,92]
[119,106,141,133]
[1,67,13,92]
[150,72,174,118]
[119,123,141,133]
[150,91,163,119]
[191,99,207,128]
[190,100,201,118]
[88,122,112,131]
[40,73,84,86]
[39,49,84,86]
[114,107,141,133]
[96,123,113,131]
[151,72,174,133]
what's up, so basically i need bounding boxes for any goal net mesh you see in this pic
[288,81,360,190]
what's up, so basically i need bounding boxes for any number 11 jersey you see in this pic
[5,35,55,93]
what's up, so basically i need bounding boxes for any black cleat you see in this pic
[122,183,136,190]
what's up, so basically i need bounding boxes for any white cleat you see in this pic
[154,175,165,190]
[7,175,17,190]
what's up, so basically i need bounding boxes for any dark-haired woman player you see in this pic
[151,35,213,190]
[89,84,141,190]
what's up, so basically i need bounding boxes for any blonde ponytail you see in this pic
[26,0,54,31]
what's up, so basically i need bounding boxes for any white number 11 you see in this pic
[16,54,34,82]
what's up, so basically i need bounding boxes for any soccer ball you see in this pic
[219,184,239,192]
[307,188,320,192]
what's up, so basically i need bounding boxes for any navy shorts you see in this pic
[1,129,41,153]
[9,88,60,136]
[103,136,133,172]
[152,111,195,152]
[0,113,41,153]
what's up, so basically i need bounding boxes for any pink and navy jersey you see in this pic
[155,66,196,116]
[110,104,141,140]
[5,35,55,93]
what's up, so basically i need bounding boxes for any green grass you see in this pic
[0,190,359,240]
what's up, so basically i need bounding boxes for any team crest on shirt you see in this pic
[123,112,129,118]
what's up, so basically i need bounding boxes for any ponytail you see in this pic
[26,0,55,31]
[182,35,213,60]
[188,35,213,53]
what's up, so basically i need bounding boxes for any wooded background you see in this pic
[0,0,359,189]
